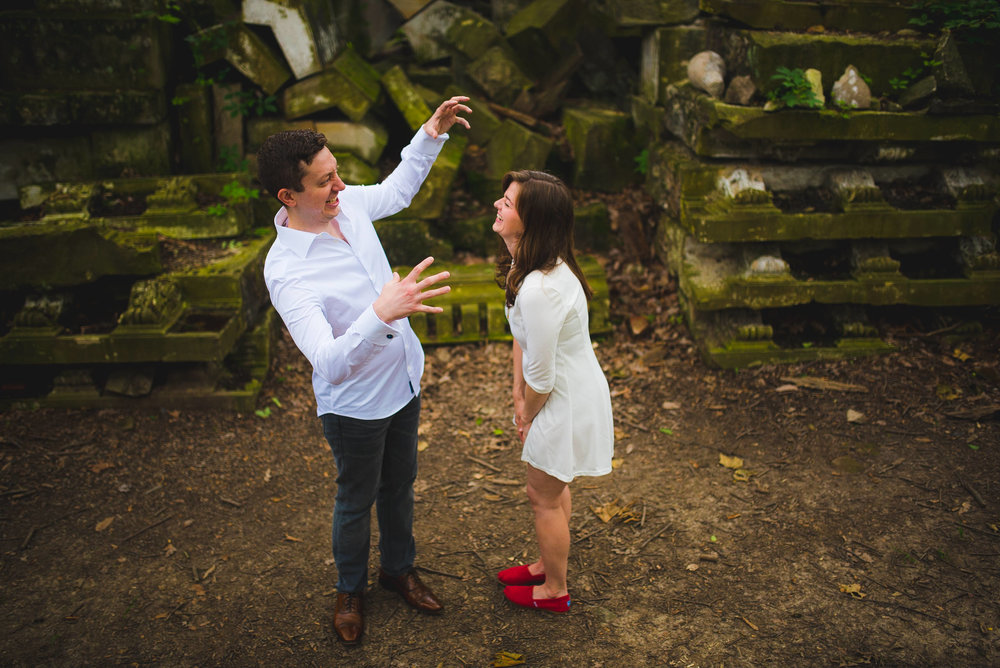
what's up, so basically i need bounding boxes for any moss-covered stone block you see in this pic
[245,118,316,154]
[393,256,609,344]
[382,65,434,132]
[0,11,171,91]
[90,123,172,178]
[737,30,935,99]
[445,86,502,146]
[243,0,337,79]
[375,219,453,267]
[397,135,467,220]
[0,89,167,127]
[195,23,291,95]
[332,152,379,185]
[505,0,582,78]
[466,44,535,108]
[283,48,382,121]
[662,83,1000,159]
[316,119,389,164]
[640,25,708,104]
[1,136,93,201]
[484,119,555,183]
[439,213,497,256]
[444,5,503,59]
[0,222,160,291]
[175,83,215,175]
[563,105,639,192]
[666,222,1000,310]
[700,0,915,33]
[574,201,611,252]
[604,0,699,27]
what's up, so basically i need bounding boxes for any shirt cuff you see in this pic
[414,126,448,153]
[355,305,402,345]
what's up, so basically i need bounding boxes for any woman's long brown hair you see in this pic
[494,170,593,307]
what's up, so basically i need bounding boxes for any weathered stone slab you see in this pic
[195,23,292,95]
[388,0,435,19]
[466,44,535,107]
[90,124,172,178]
[375,218,454,267]
[401,0,477,62]
[212,84,246,171]
[394,256,610,344]
[0,89,166,127]
[382,65,434,131]
[484,119,554,182]
[685,305,893,369]
[699,0,914,33]
[505,0,581,77]
[0,137,93,201]
[315,119,389,165]
[0,12,170,91]
[398,135,467,219]
[732,30,935,100]
[282,48,381,121]
[563,105,638,192]
[0,222,160,291]
[444,86,502,146]
[648,143,999,243]
[175,83,215,174]
[640,25,708,104]
[243,0,337,79]
[666,224,1000,310]
[662,84,1000,159]
[245,118,317,153]
[602,0,699,27]
[332,152,379,185]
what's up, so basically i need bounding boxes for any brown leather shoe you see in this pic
[333,591,364,644]
[378,568,444,614]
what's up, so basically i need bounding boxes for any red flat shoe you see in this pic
[497,564,545,586]
[503,585,571,614]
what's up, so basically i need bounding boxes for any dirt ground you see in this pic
[2,247,999,667]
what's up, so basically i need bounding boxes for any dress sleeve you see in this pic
[517,276,567,395]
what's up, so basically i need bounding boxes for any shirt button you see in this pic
[386,334,394,339]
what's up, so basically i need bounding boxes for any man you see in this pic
[257,97,471,644]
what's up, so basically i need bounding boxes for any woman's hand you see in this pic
[515,413,532,444]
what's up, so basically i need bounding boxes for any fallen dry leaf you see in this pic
[95,516,114,532]
[839,583,865,599]
[719,453,744,469]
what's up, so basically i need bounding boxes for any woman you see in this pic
[492,170,615,613]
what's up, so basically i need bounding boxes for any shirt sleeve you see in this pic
[266,272,401,386]
[357,127,448,222]
[517,276,567,395]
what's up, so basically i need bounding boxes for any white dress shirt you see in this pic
[263,128,448,419]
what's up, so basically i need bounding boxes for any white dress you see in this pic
[506,260,614,483]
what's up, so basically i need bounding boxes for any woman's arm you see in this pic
[513,338,551,442]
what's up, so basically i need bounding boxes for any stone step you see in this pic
[3,308,278,412]
[662,222,1000,310]
[660,83,1000,159]
[0,233,273,365]
[397,257,611,344]
[19,173,261,240]
[683,303,895,369]
[649,143,998,242]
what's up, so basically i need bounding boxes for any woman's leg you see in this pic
[525,464,570,598]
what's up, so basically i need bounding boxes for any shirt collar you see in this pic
[273,206,347,258]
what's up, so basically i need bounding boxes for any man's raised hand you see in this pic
[423,96,472,139]
[373,256,451,324]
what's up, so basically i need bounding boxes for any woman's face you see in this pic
[493,181,524,249]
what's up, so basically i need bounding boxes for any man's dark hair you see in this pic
[256,130,328,201]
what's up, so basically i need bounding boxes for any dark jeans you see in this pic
[320,395,420,593]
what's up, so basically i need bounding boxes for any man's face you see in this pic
[290,146,346,221]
